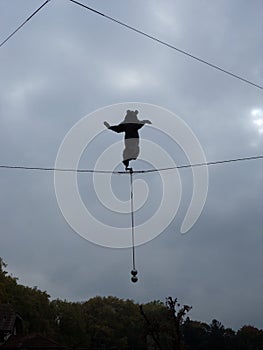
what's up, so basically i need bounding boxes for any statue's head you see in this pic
[123,110,139,123]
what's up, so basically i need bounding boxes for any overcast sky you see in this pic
[0,0,263,330]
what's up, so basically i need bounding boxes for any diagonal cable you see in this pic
[0,0,51,48]
[69,0,263,91]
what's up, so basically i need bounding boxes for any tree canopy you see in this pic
[0,258,262,350]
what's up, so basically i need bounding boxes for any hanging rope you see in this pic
[129,168,138,283]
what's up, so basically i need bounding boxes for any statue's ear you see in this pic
[135,110,139,115]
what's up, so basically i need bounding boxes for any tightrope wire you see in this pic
[0,155,262,174]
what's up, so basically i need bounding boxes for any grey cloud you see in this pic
[0,0,262,331]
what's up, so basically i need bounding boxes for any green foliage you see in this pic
[51,299,90,347]
[183,318,210,350]
[236,326,263,350]
[0,259,54,335]
[0,258,263,350]
[83,296,145,349]
[139,297,192,349]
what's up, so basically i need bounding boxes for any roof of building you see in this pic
[0,334,68,349]
[0,305,17,333]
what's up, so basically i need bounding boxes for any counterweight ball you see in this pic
[131,276,138,283]
[131,269,138,276]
